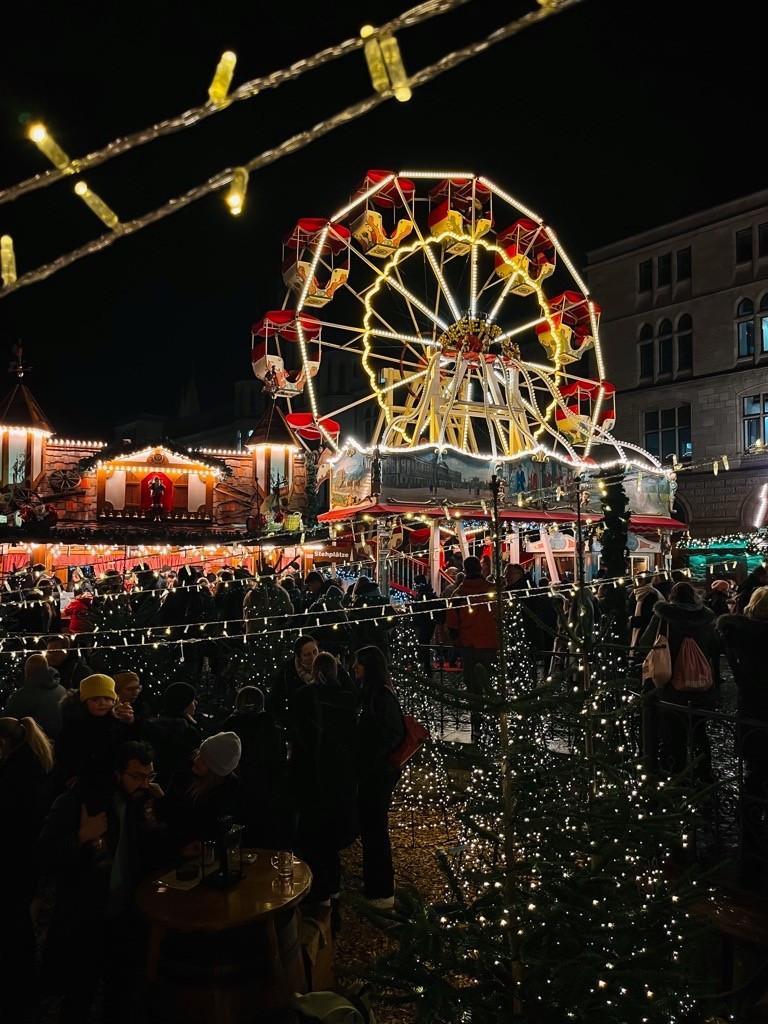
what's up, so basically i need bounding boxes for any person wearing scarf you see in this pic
[630,575,663,651]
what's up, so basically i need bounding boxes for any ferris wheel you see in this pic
[251,170,660,471]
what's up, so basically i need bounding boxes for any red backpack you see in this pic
[671,636,714,693]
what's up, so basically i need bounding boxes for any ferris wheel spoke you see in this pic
[335,276,406,340]
[476,267,502,304]
[496,315,548,343]
[394,179,462,324]
[319,337,424,372]
[342,241,448,334]
[324,365,430,423]
[386,266,434,364]
[469,241,479,319]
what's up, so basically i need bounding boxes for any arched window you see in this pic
[736,298,755,358]
[760,294,768,355]
[676,314,693,374]
[638,323,653,380]
[657,318,673,376]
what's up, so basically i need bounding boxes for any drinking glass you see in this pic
[270,850,294,880]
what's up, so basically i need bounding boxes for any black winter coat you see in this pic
[0,744,51,892]
[305,587,353,654]
[293,683,361,849]
[161,768,241,848]
[39,778,168,982]
[53,650,93,691]
[220,709,286,785]
[142,714,202,788]
[717,614,768,721]
[347,589,394,654]
[220,709,293,849]
[55,698,135,785]
[358,684,405,778]
[268,658,313,729]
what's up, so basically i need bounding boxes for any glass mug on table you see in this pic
[271,850,294,880]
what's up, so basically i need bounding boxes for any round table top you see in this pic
[136,850,312,933]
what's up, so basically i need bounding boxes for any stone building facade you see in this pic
[586,189,768,536]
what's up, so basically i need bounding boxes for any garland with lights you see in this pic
[388,620,452,846]
[0,0,582,296]
[596,464,631,642]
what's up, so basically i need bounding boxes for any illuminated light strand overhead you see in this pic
[361,25,412,102]
[27,122,73,172]
[0,234,16,286]
[208,50,237,106]
[0,0,584,298]
[225,166,248,216]
[0,566,696,646]
[1,0,472,209]
[73,181,120,230]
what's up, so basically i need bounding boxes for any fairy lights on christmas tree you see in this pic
[388,620,452,845]
[358,598,714,1022]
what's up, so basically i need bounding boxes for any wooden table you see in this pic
[136,850,312,1023]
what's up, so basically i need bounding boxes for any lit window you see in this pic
[760,294,768,354]
[742,392,768,451]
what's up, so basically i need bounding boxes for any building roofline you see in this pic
[586,188,768,268]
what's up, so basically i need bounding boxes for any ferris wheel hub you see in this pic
[439,312,502,359]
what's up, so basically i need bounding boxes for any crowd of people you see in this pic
[2,552,768,1019]
[0,627,405,1022]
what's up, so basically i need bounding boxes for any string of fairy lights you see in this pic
[0,0,583,297]
[0,0,473,209]
[0,563,705,653]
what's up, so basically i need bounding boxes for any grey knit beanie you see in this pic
[199,732,242,776]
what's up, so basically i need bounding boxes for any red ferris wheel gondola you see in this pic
[251,309,322,398]
[284,411,341,442]
[494,218,556,296]
[350,170,416,258]
[282,219,350,308]
[427,178,492,255]
[535,291,602,364]
[556,379,616,438]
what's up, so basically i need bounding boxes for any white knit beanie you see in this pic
[199,732,242,776]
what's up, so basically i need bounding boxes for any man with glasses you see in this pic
[40,741,167,1023]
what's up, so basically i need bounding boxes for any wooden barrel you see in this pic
[146,908,306,1024]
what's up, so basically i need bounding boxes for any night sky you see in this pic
[0,0,762,437]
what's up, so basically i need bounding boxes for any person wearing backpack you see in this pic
[640,581,721,780]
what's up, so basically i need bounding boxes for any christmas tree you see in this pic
[355,597,713,1022]
[597,465,631,642]
[388,620,452,846]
